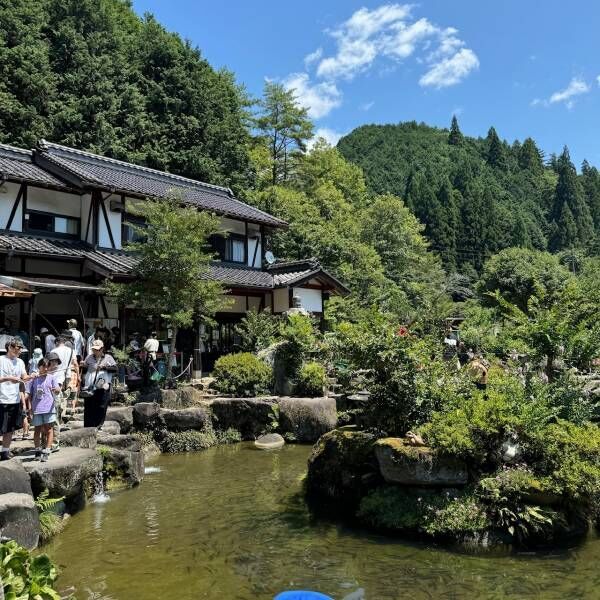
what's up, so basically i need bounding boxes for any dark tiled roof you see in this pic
[36,141,287,228]
[0,143,71,189]
[207,263,273,288]
[0,233,135,276]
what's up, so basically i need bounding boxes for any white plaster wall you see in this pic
[101,296,119,319]
[98,196,122,249]
[0,182,22,231]
[248,296,261,311]
[27,187,81,218]
[293,287,323,313]
[273,288,289,313]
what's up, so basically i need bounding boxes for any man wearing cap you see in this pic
[0,338,29,460]
[82,339,117,428]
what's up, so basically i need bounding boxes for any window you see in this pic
[209,233,246,264]
[24,210,80,239]
[122,214,146,245]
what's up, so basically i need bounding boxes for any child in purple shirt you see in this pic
[27,358,61,462]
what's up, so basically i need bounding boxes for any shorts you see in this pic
[32,412,57,427]
[0,403,22,434]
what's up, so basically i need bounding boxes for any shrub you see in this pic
[234,309,280,352]
[358,487,490,535]
[161,427,218,452]
[216,428,242,444]
[213,352,273,397]
[0,540,64,599]
[296,361,327,396]
[277,313,320,375]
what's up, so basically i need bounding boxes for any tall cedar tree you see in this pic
[107,198,225,376]
[552,148,594,248]
[255,82,314,185]
[448,115,464,146]
[486,127,508,171]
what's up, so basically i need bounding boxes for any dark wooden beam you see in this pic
[84,196,94,244]
[99,294,109,319]
[251,235,260,268]
[5,183,25,230]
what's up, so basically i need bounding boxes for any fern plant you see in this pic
[35,490,66,544]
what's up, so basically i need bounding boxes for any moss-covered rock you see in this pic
[210,397,278,440]
[374,438,468,486]
[305,429,379,510]
[279,396,337,443]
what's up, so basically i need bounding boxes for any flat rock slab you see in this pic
[161,406,210,431]
[60,427,97,449]
[22,447,103,499]
[105,406,133,433]
[0,459,33,496]
[278,396,337,443]
[133,402,162,430]
[97,432,142,452]
[98,420,121,435]
[374,438,468,487]
[0,492,39,549]
[255,433,285,450]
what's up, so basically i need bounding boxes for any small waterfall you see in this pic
[144,466,161,474]
[92,471,110,504]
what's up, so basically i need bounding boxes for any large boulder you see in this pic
[97,432,142,452]
[132,402,163,430]
[23,447,103,508]
[279,397,337,442]
[210,397,278,440]
[159,387,205,409]
[0,460,33,496]
[60,427,97,449]
[161,406,210,431]
[98,420,121,435]
[305,429,379,510]
[0,493,39,549]
[105,406,134,433]
[374,438,468,486]
[100,446,144,488]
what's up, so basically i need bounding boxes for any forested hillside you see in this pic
[0,0,251,190]
[338,120,600,274]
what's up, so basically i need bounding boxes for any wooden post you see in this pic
[28,294,36,356]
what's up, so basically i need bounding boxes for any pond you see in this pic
[47,443,600,600]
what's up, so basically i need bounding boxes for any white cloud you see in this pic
[360,101,375,111]
[549,77,590,105]
[282,72,342,119]
[596,74,600,86]
[313,4,478,87]
[419,48,479,88]
[309,127,345,148]
[304,47,323,69]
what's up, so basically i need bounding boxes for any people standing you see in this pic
[82,340,117,429]
[41,327,56,354]
[51,334,76,451]
[28,358,61,462]
[86,320,102,357]
[67,319,84,360]
[0,338,28,460]
[28,347,43,374]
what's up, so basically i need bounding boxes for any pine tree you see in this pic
[448,115,463,146]
[486,127,508,171]
[581,160,600,229]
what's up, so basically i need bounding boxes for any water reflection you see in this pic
[46,444,600,600]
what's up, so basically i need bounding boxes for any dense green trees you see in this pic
[338,120,600,272]
[0,0,252,190]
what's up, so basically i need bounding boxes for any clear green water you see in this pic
[47,443,600,600]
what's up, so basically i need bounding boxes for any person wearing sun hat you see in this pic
[82,339,117,428]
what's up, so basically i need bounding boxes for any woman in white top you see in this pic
[82,339,117,429]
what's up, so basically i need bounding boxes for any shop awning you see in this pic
[0,275,102,294]
[0,281,34,298]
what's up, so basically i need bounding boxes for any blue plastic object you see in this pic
[274,592,333,600]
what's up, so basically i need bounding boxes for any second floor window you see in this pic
[122,214,146,245]
[210,233,246,264]
[24,210,79,239]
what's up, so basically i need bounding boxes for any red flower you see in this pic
[396,325,409,337]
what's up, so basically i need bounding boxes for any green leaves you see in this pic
[0,541,63,600]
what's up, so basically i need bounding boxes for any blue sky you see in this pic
[132,0,600,167]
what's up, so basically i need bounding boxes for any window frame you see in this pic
[121,213,147,246]
[23,209,81,240]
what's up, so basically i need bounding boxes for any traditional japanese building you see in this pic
[0,140,348,369]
